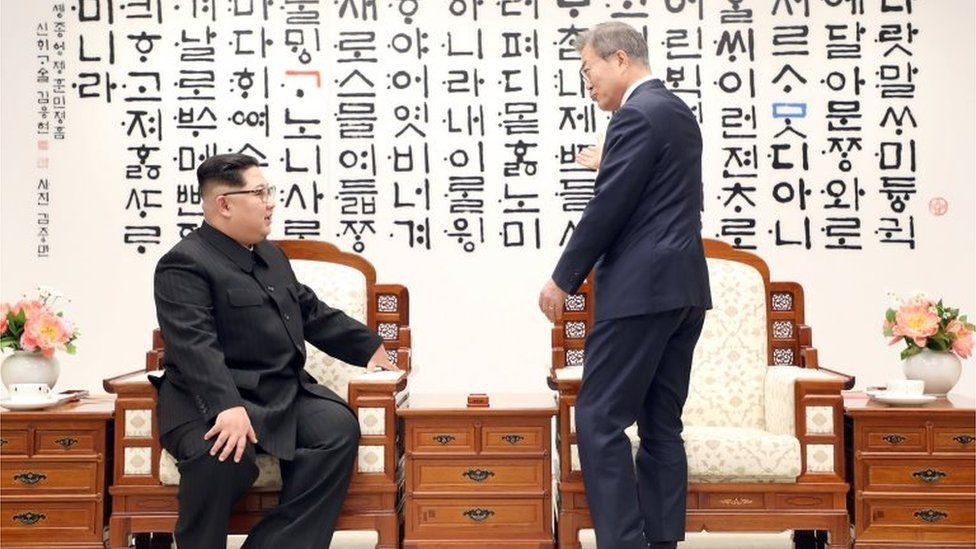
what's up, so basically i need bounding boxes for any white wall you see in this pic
[2,1,974,400]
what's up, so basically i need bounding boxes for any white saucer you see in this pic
[872,392,937,406]
[0,394,65,411]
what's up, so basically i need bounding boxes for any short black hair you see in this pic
[196,153,260,196]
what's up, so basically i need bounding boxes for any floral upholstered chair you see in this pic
[549,239,854,549]
[104,240,411,549]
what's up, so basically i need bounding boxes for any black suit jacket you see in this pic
[153,222,382,459]
[553,79,712,320]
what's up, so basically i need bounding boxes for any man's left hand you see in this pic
[538,279,568,323]
[367,344,401,372]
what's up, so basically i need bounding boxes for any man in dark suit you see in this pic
[538,22,712,549]
[153,153,398,548]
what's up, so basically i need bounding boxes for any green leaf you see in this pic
[901,346,923,360]
[883,327,894,337]
[65,342,77,354]
[928,337,951,352]
[886,309,897,323]
[0,336,18,349]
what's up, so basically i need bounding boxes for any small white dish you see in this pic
[872,392,937,406]
[0,392,75,411]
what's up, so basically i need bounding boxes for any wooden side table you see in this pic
[0,396,115,548]
[400,393,557,548]
[844,393,975,548]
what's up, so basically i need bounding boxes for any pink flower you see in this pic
[953,333,974,359]
[20,311,72,358]
[11,299,44,319]
[0,303,8,334]
[891,303,940,347]
[947,320,974,359]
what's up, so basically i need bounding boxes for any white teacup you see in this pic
[886,378,925,395]
[8,383,51,400]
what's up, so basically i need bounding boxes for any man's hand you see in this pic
[204,406,257,463]
[576,144,602,171]
[538,278,568,323]
[367,344,401,372]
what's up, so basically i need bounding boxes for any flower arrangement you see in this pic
[1,287,79,358]
[884,291,974,360]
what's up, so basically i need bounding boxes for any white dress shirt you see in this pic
[621,75,659,106]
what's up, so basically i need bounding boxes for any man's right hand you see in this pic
[204,406,258,463]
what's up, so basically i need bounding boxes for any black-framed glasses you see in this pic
[220,185,276,203]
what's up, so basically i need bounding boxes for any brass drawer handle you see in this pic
[13,472,47,485]
[914,509,948,523]
[912,469,947,483]
[501,434,525,445]
[882,434,905,445]
[54,437,79,449]
[432,435,455,445]
[952,435,975,445]
[462,469,495,482]
[12,512,46,525]
[462,508,495,522]
[0,438,7,447]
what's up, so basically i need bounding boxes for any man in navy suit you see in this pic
[539,22,712,549]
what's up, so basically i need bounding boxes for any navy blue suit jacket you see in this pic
[553,79,712,321]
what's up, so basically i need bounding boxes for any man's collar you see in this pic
[621,75,660,106]
[198,222,265,272]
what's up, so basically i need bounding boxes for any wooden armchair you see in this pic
[549,239,855,549]
[103,240,411,549]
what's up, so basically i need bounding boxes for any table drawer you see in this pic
[410,422,477,454]
[411,458,546,494]
[933,428,976,453]
[481,424,547,454]
[863,458,975,492]
[0,430,29,456]
[34,429,99,455]
[859,496,976,542]
[406,497,547,539]
[0,499,99,541]
[0,460,99,494]
[863,425,927,452]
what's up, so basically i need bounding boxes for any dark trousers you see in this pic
[160,393,360,549]
[575,307,706,549]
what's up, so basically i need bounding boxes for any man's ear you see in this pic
[615,49,628,69]
[214,195,232,218]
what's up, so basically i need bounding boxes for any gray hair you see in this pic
[574,22,649,67]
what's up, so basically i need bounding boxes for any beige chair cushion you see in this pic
[682,258,769,430]
[620,424,800,483]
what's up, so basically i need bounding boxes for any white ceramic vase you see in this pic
[1,351,60,389]
[902,348,962,396]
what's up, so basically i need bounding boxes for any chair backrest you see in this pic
[148,239,411,402]
[681,257,768,429]
[550,239,811,429]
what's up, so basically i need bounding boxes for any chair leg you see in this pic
[827,515,851,549]
[374,513,399,549]
[109,516,132,549]
[557,511,582,549]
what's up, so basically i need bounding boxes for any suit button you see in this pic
[267,285,275,292]
[284,314,291,321]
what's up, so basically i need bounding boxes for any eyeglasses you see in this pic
[579,65,591,84]
[220,185,276,203]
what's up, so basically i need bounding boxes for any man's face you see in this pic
[580,44,627,112]
[217,166,275,244]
